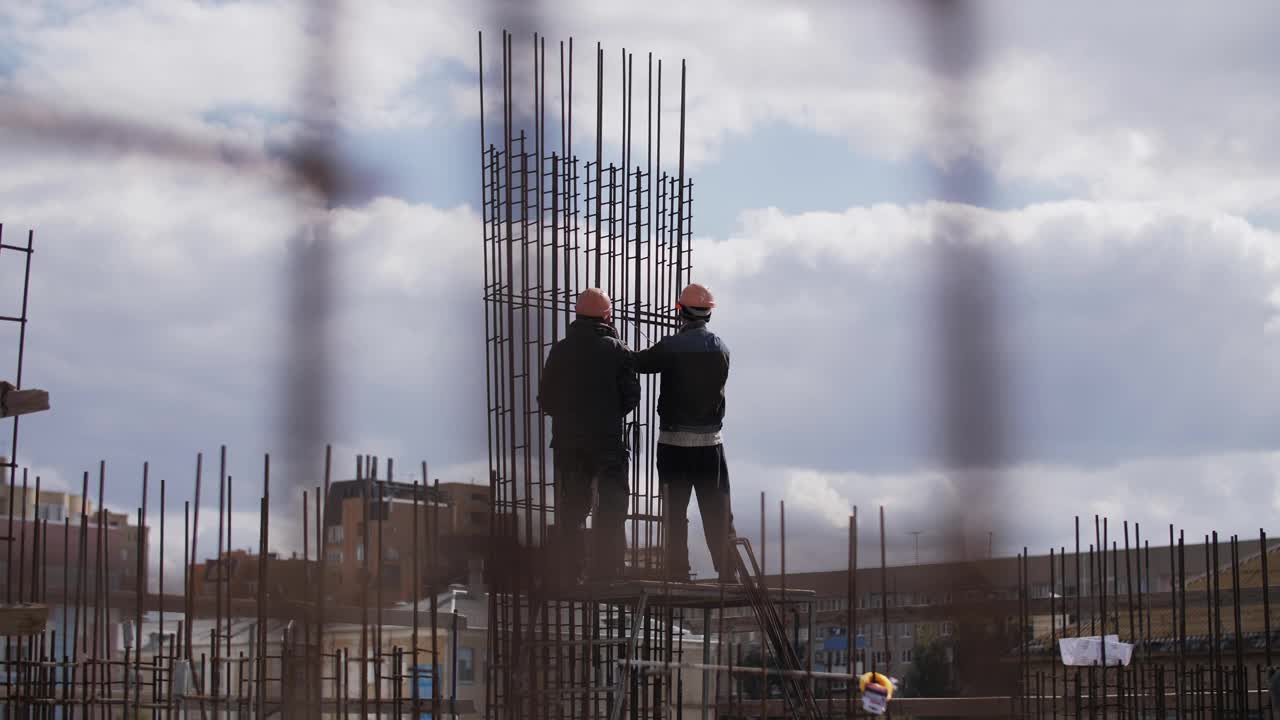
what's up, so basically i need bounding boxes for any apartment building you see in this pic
[322,479,491,605]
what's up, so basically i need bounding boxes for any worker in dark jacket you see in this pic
[634,283,736,583]
[539,288,641,582]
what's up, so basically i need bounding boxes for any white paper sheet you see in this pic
[1058,635,1133,667]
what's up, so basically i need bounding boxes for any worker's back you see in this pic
[635,320,730,432]
[538,318,640,452]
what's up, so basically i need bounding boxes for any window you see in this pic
[327,550,344,564]
[37,504,65,522]
[327,526,344,544]
[356,544,365,562]
[457,647,476,684]
[471,492,486,501]
[941,622,955,637]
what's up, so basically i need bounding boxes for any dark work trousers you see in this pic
[656,443,735,578]
[554,448,628,579]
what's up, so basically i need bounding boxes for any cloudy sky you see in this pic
[2,1,1280,583]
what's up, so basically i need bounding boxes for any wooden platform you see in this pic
[0,382,50,418]
[0,603,50,636]
[563,579,817,609]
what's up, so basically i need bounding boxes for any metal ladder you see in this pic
[607,590,649,720]
[732,536,822,720]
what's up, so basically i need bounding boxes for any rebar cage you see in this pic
[479,30,698,719]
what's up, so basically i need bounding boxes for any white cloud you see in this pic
[0,131,486,509]
[1,0,481,136]
[8,2,1278,214]
[10,142,1280,574]
[6,0,1280,585]
[693,200,1280,475]
[692,450,1280,576]
[474,2,1280,212]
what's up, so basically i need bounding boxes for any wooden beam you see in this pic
[0,382,50,418]
[720,691,1274,718]
[780,585,1280,626]
[0,603,50,636]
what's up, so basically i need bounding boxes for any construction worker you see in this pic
[539,288,640,583]
[634,283,736,583]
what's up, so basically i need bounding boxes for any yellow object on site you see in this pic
[858,672,895,699]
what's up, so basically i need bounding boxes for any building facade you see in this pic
[705,540,1261,691]
[322,479,491,606]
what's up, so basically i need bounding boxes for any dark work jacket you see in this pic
[538,318,641,452]
[633,320,730,433]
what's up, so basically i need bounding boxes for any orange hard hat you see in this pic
[677,283,715,311]
[576,288,612,319]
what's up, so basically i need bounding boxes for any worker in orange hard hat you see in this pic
[538,287,640,583]
[634,282,737,583]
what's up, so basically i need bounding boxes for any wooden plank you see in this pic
[0,382,50,418]
[717,696,1015,718]
[773,585,1280,626]
[718,691,1275,718]
[0,692,477,715]
[0,603,50,635]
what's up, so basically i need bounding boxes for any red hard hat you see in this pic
[677,283,715,310]
[576,288,612,319]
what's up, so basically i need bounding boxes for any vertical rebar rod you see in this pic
[187,454,203,660]
[1051,547,1058,720]
[432,478,441,719]
[760,491,767,720]
[849,508,858,715]
[376,461,386,712]
[1232,535,1246,718]
[256,455,269,719]
[359,455,369,717]
[1263,529,1272,668]
[674,62,686,293]
[216,449,226,711]
[136,464,149,714]
[880,506,890,683]
[1099,517,1107,671]
[413,476,422,718]
[1178,530,1187,719]
[157,476,165,712]
[1210,532,1220,718]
